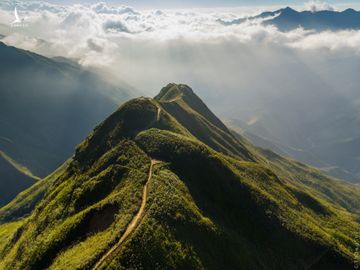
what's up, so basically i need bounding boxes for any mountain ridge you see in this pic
[220,7,360,31]
[155,83,254,161]
[0,84,358,270]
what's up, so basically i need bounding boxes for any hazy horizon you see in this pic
[22,0,360,9]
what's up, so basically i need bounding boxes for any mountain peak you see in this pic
[223,6,360,32]
[155,83,228,133]
[283,6,296,12]
[280,6,299,15]
[155,84,254,160]
[154,83,195,102]
[344,8,356,13]
[74,97,160,165]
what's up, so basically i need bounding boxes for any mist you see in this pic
[1,0,360,181]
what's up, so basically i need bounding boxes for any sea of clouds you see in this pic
[1,0,360,106]
[1,0,360,64]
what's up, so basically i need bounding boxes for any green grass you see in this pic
[155,83,253,160]
[0,220,23,254]
[0,84,358,270]
[0,159,71,223]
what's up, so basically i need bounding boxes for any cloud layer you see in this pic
[1,2,360,167]
[1,1,360,98]
[304,0,335,12]
[1,1,360,59]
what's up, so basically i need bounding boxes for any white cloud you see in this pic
[2,1,360,130]
[2,33,40,51]
[91,2,138,15]
[290,30,360,52]
[304,1,335,12]
[0,0,65,13]
[1,0,360,69]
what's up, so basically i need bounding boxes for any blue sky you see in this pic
[42,1,360,9]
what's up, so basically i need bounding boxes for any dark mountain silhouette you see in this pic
[220,7,360,31]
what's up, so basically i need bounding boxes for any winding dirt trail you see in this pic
[156,107,161,121]
[92,159,160,270]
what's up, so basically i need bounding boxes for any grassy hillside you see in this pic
[231,132,360,217]
[155,84,253,161]
[0,84,358,270]
[0,159,71,223]
[229,119,360,184]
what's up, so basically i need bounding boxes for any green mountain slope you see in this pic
[0,84,359,270]
[229,118,360,184]
[0,159,71,224]
[155,84,253,160]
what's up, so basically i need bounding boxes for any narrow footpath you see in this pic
[92,159,160,270]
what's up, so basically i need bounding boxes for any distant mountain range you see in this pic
[227,98,360,184]
[0,42,132,206]
[0,83,358,269]
[219,7,360,31]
